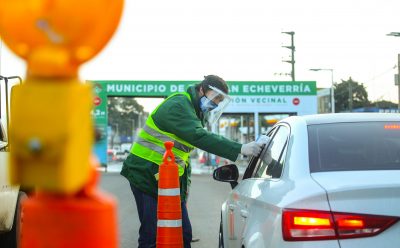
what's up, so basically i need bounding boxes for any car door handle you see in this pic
[240,209,249,218]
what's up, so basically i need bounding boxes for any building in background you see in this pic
[317,88,331,113]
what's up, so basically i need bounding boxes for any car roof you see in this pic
[282,113,400,126]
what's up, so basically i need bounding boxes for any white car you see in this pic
[213,113,400,248]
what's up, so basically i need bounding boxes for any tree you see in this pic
[334,77,369,112]
[107,97,145,146]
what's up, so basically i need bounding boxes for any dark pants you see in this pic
[130,184,192,248]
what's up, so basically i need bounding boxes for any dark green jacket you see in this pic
[120,85,242,202]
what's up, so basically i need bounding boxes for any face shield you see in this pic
[201,85,231,125]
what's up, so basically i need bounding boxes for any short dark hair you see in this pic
[195,75,228,94]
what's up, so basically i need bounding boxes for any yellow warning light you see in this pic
[9,81,94,193]
[0,0,124,78]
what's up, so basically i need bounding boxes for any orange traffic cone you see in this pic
[156,141,183,248]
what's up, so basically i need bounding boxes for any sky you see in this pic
[1,0,400,107]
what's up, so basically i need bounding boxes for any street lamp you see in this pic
[309,68,335,113]
[386,32,400,111]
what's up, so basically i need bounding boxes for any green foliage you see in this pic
[371,100,397,109]
[334,77,370,112]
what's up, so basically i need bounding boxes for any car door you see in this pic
[224,129,276,247]
[245,125,290,247]
[226,125,290,247]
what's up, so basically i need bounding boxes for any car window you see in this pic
[242,127,278,180]
[308,121,400,172]
[253,125,290,179]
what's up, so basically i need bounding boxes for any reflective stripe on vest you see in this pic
[143,125,192,153]
[130,92,194,179]
[134,136,186,165]
[139,126,190,160]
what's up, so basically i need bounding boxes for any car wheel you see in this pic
[219,220,224,248]
[0,191,27,248]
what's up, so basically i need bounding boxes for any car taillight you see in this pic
[282,209,399,241]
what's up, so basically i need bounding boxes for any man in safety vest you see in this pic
[121,75,268,248]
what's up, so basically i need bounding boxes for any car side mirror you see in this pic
[213,164,239,189]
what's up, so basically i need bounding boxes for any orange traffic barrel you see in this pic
[156,141,183,248]
[20,166,118,248]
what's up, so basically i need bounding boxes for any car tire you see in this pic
[0,191,27,248]
[219,220,224,248]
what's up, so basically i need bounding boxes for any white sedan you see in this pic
[213,113,400,248]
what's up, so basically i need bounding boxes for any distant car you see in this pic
[107,148,117,162]
[115,151,128,161]
[120,143,132,153]
[198,150,220,166]
[213,113,400,248]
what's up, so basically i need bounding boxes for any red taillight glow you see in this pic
[283,209,399,241]
[337,219,364,228]
[283,209,336,241]
[384,124,400,129]
[294,216,331,226]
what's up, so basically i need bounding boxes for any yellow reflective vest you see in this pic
[130,92,194,179]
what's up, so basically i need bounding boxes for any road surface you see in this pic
[99,171,233,248]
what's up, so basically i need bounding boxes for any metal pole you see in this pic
[0,75,22,145]
[309,68,334,113]
[330,70,335,113]
[385,32,400,110]
[398,54,400,111]
[281,31,295,81]
[291,34,295,81]
[349,80,353,112]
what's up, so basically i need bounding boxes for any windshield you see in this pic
[308,122,400,172]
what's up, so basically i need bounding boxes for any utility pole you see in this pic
[398,54,400,110]
[386,32,400,111]
[282,31,295,81]
[348,80,353,112]
[309,68,335,113]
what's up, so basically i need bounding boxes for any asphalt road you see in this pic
[99,172,233,248]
